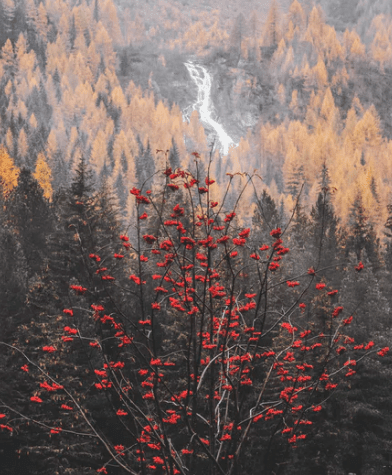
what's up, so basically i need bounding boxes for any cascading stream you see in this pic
[184,61,237,155]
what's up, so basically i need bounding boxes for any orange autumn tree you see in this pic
[33,153,53,201]
[0,157,388,475]
[0,145,19,197]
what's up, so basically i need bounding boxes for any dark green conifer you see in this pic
[347,192,380,269]
[5,168,53,278]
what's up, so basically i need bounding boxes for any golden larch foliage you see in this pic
[312,56,328,90]
[90,129,109,176]
[371,29,392,69]
[287,0,306,32]
[352,105,383,150]
[262,0,282,47]
[0,145,19,196]
[29,113,38,128]
[289,90,300,115]
[33,153,53,201]
[277,84,285,105]
[343,29,366,60]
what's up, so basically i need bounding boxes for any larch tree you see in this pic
[101,0,123,46]
[352,105,383,152]
[94,21,116,70]
[187,110,207,153]
[0,146,19,197]
[262,0,282,48]
[35,2,49,45]
[33,153,53,201]
[319,87,340,130]
[304,5,325,50]
[283,141,305,197]
[228,13,247,65]
[15,31,27,65]
[289,89,301,116]
[347,30,366,61]
[287,0,306,33]
[90,129,110,180]
[312,55,329,90]
[1,38,16,80]
[277,83,286,105]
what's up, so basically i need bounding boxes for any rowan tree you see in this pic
[0,162,388,475]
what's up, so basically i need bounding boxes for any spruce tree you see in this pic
[383,202,392,271]
[310,165,342,282]
[5,168,53,279]
[168,137,180,170]
[136,138,155,189]
[30,157,129,320]
[0,186,27,341]
[347,193,380,269]
[251,189,280,244]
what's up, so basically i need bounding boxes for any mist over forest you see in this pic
[1,1,392,474]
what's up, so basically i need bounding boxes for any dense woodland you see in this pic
[1,0,392,474]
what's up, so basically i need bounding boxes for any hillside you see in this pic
[1,1,392,473]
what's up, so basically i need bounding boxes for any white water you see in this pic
[184,62,237,155]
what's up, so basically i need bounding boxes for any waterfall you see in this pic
[184,61,236,155]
